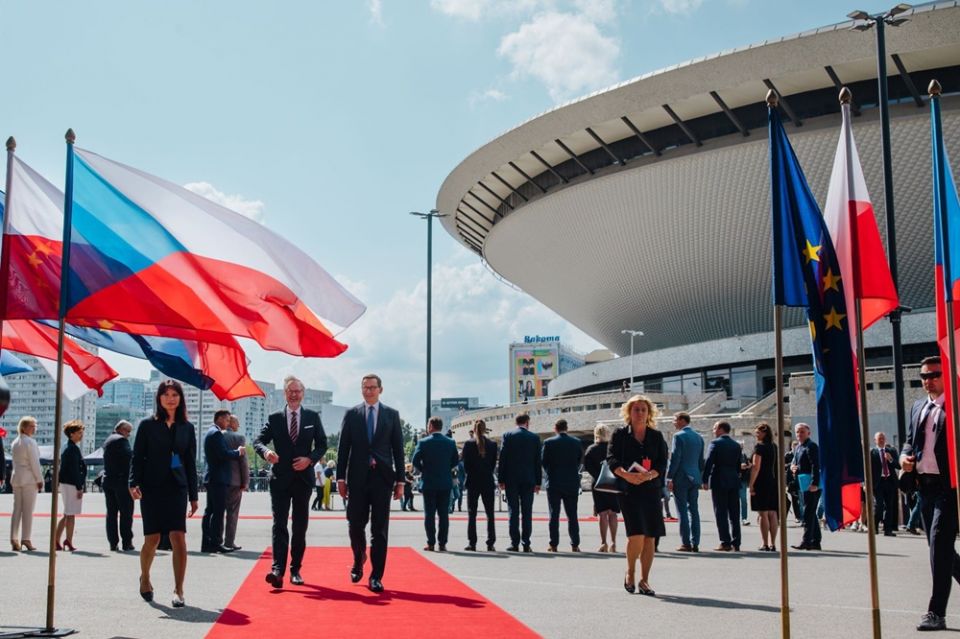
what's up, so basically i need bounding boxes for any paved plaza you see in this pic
[0,491,947,638]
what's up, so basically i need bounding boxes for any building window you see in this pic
[662,375,682,394]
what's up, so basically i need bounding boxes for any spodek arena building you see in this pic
[436,2,960,444]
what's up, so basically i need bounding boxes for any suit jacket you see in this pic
[101,432,132,489]
[11,434,43,488]
[497,427,542,488]
[337,402,404,489]
[130,417,199,501]
[542,432,583,494]
[222,429,250,488]
[666,426,705,485]
[204,426,240,486]
[254,408,327,488]
[412,432,459,491]
[702,435,742,491]
[461,438,498,490]
[59,440,87,490]
[793,439,820,487]
[870,444,900,487]
[902,396,949,478]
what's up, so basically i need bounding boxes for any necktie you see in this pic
[880,448,889,478]
[367,406,376,443]
[289,410,299,443]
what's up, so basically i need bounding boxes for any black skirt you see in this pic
[591,489,621,514]
[140,481,188,536]
[617,489,665,538]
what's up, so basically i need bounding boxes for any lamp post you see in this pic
[410,209,447,427]
[621,329,644,392]
[847,1,912,454]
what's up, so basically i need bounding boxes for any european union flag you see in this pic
[769,106,864,531]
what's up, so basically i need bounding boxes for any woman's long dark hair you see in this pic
[474,419,487,457]
[755,422,772,444]
[154,379,188,423]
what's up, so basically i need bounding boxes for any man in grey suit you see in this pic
[542,419,583,552]
[498,413,542,552]
[411,416,458,552]
[666,412,704,552]
[222,414,249,551]
[702,420,743,552]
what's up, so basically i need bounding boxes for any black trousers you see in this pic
[547,489,580,548]
[421,488,451,546]
[919,480,960,617]
[505,485,535,547]
[268,478,312,575]
[104,483,134,547]
[346,469,393,580]
[801,489,822,546]
[201,482,227,550]
[711,486,741,548]
[467,485,496,547]
[873,479,898,533]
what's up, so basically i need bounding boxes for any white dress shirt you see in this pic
[918,394,945,475]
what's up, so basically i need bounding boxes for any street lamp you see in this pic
[847,2,911,449]
[410,209,447,427]
[621,329,644,392]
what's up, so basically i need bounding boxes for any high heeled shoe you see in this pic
[21,540,35,551]
[623,572,636,594]
[63,540,76,552]
[172,592,185,608]
[11,540,21,552]
[55,540,63,551]
[638,580,656,597]
[139,575,153,602]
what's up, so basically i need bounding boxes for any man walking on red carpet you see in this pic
[338,374,405,593]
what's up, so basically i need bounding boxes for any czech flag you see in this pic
[769,103,864,530]
[0,349,32,376]
[931,87,960,489]
[0,160,260,400]
[57,146,364,356]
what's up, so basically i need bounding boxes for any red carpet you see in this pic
[205,547,540,638]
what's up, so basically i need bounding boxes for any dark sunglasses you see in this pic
[920,371,943,380]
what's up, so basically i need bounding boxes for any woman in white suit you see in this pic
[10,416,43,551]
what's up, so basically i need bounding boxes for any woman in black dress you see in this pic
[748,422,779,552]
[129,380,198,608]
[583,423,619,553]
[608,395,668,596]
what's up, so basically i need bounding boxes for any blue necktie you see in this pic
[367,406,376,466]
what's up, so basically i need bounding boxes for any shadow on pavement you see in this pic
[148,601,227,623]
[656,593,781,613]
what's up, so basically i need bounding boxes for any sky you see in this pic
[1,0,901,425]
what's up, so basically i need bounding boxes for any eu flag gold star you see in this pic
[803,239,822,264]
[824,307,846,330]
[822,268,841,292]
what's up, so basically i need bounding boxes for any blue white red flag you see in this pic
[769,105,864,530]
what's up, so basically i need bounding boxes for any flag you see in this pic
[823,98,899,363]
[0,167,261,400]
[931,92,960,489]
[54,147,364,356]
[770,105,864,530]
[0,349,32,376]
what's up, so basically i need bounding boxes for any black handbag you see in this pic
[594,432,628,494]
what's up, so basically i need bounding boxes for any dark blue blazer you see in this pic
[462,438,498,490]
[702,435,742,490]
[542,432,583,494]
[497,427,542,488]
[59,440,87,490]
[336,403,404,489]
[412,432,459,491]
[130,418,199,501]
[204,426,240,486]
[254,408,327,488]
[101,432,132,489]
[902,397,949,476]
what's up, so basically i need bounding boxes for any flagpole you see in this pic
[840,87,882,639]
[39,129,78,637]
[0,137,15,349]
[774,304,791,639]
[929,79,960,528]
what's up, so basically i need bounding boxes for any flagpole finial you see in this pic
[65,129,76,144]
[928,79,942,97]
[766,89,778,107]
[839,86,852,104]
[5,136,15,152]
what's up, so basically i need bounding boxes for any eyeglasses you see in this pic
[920,371,943,380]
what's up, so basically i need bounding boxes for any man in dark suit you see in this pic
[702,420,743,552]
[870,431,900,537]
[102,420,135,551]
[542,419,583,552]
[223,414,249,550]
[497,413,542,552]
[901,356,960,631]
[202,410,243,554]
[412,416,458,552]
[790,422,822,551]
[254,376,327,587]
[337,374,405,593]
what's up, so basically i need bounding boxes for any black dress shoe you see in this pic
[290,571,304,586]
[368,577,384,593]
[522,545,533,553]
[464,544,476,551]
[122,543,136,552]
[486,544,496,552]
[917,611,946,631]
[506,545,519,552]
[265,570,283,588]
[110,544,119,552]
[438,545,447,552]
[217,545,235,553]
[226,544,242,551]
[350,563,363,583]
[790,543,809,550]
[807,543,822,550]
[883,531,896,537]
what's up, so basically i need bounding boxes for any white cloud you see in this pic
[258,246,601,425]
[573,0,617,23]
[498,11,620,102]
[183,182,266,224]
[468,87,509,107]
[431,0,556,21]
[368,0,384,26]
[657,0,703,15]
[431,0,489,21]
